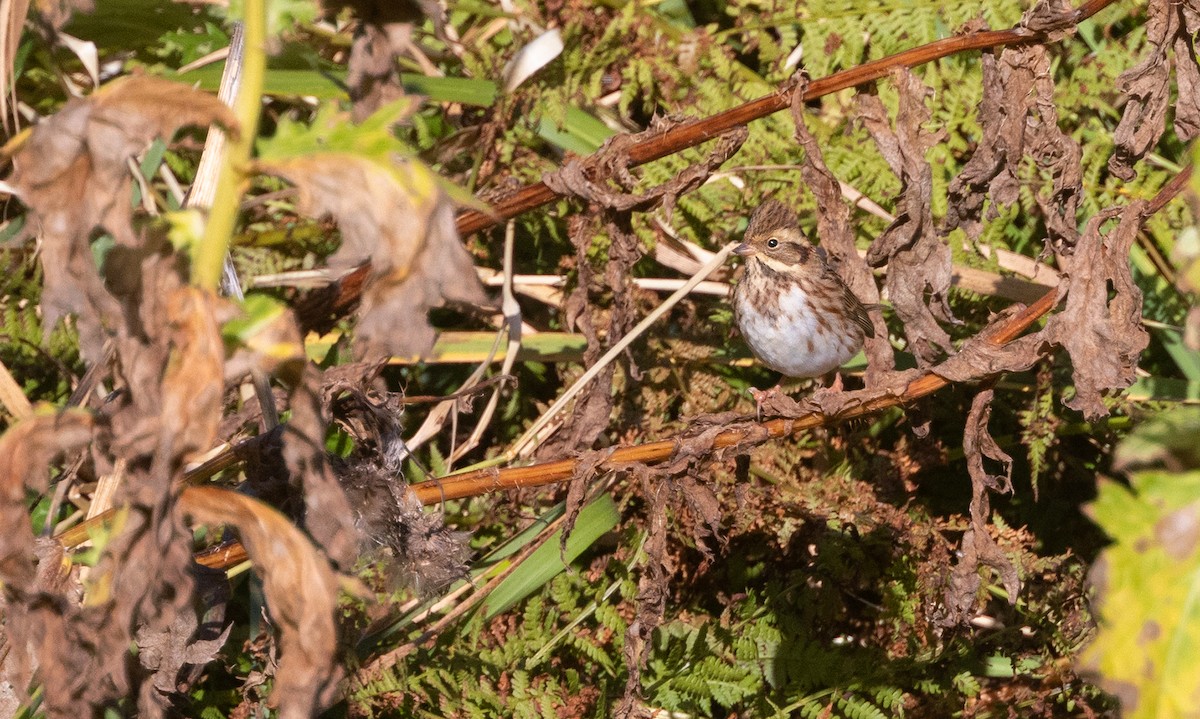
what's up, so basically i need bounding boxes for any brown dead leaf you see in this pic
[179,485,344,719]
[560,448,615,559]
[539,124,745,458]
[258,155,488,360]
[329,0,449,119]
[1020,0,1080,36]
[941,389,1021,626]
[0,410,92,713]
[931,304,1046,383]
[324,371,469,592]
[615,463,670,719]
[343,6,421,121]
[80,227,231,717]
[0,410,92,586]
[135,563,232,704]
[542,123,747,219]
[859,69,954,365]
[1107,0,1200,180]
[539,214,631,458]
[945,38,1082,253]
[5,75,237,361]
[1040,205,1150,420]
[1172,2,1200,142]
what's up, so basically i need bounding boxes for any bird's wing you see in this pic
[833,273,875,339]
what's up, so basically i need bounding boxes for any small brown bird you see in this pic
[732,200,874,403]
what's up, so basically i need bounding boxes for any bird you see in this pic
[731,200,874,412]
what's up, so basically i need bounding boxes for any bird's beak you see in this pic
[733,243,755,257]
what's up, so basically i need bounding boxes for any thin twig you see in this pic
[397,374,515,405]
[449,221,524,466]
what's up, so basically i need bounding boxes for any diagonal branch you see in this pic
[304,0,1119,323]
[456,0,1117,236]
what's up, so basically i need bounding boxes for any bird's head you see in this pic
[733,200,824,271]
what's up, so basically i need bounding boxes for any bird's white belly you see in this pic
[735,286,858,378]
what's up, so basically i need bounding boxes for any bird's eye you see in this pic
[766,238,779,249]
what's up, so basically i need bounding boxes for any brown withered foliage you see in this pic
[1,0,1191,713]
[790,82,893,382]
[1039,205,1151,420]
[539,124,747,457]
[613,462,671,719]
[0,72,399,718]
[281,363,361,569]
[0,412,93,716]
[939,389,1021,626]
[0,75,247,718]
[179,487,345,719]
[1108,0,1200,180]
[329,0,449,121]
[860,69,955,366]
[258,154,490,360]
[4,75,237,362]
[944,42,1083,252]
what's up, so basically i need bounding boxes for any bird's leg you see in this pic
[748,384,782,421]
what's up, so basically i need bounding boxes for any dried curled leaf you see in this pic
[5,75,237,361]
[542,122,747,218]
[941,390,1021,626]
[343,6,424,120]
[859,68,954,365]
[1108,0,1200,180]
[1041,205,1151,420]
[615,463,670,719]
[135,564,232,704]
[282,363,361,570]
[0,409,93,713]
[257,153,488,359]
[179,486,344,719]
[256,100,488,360]
[791,82,892,381]
[944,40,1082,251]
[0,410,92,589]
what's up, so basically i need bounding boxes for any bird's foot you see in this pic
[748,385,780,421]
[749,385,811,419]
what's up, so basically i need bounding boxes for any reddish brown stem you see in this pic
[311,0,1119,319]
[456,0,1117,236]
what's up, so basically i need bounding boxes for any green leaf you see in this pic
[257,98,421,162]
[221,293,289,347]
[174,65,347,99]
[536,106,615,154]
[481,493,620,619]
[401,75,498,106]
[1081,460,1200,718]
[983,654,1014,678]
